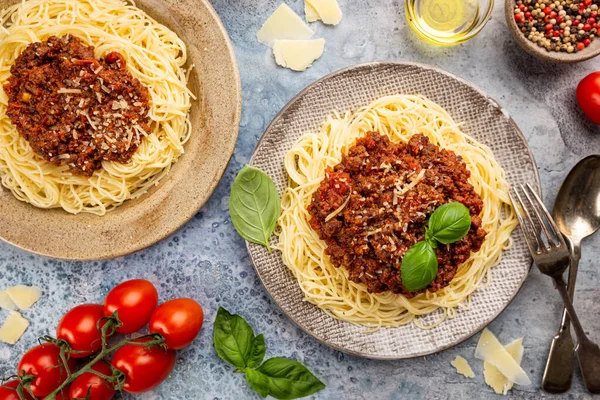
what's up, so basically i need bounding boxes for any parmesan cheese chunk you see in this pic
[304,1,320,22]
[475,329,531,386]
[273,39,325,72]
[0,291,17,311]
[451,356,475,378]
[257,3,314,47]
[484,338,524,395]
[305,0,343,25]
[0,311,29,345]
[6,285,42,310]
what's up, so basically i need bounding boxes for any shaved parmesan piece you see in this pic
[0,291,17,311]
[451,356,475,378]
[257,3,314,47]
[305,0,343,25]
[0,311,29,345]
[484,338,524,395]
[325,194,350,222]
[475,329,531,386]
[6,285,41,310]
[273,39,325,72]
[304,1,320,22]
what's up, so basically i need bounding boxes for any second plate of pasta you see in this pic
[0,0,241,260]
[248,62,539,359]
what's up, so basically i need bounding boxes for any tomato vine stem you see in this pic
[42,332,165,399]
[8,312,166,400]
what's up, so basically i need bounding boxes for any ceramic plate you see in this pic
[0,0,241,260]
[248,62,540,359]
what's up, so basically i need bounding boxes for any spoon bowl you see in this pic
[553,155,600,243]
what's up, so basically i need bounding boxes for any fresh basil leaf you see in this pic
[427,202,471,244]
[401,241,438,292]
[229,165,281,251]
[252,357,326,400]
[246,368,271,398]
[213,307,263,370]
[247,334,267,369]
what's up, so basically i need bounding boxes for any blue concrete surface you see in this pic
[1,0,599,398]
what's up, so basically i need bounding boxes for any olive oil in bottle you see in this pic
[405,0,483,46]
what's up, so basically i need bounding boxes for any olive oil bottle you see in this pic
[406,0,486,46]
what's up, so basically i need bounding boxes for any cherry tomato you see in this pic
[103,280,158,334]
[70,361,115,400]
[149,298,204,350]
[111,338,176,394]
[57,304,105,358]
[17,344,77,397]
[0,381,32,400]
[577,72,600,124]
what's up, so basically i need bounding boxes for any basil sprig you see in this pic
[229,165,281,251]
[401,202,472,292]
[214,308,326,399]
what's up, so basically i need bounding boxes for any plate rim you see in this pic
[248,60,541,360]
[0,0,242,261]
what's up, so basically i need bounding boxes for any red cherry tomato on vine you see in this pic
[0,381,32,400]
[70,361,115,400]
[17,344,77,397]
[149,298,204,350]
[577,72,600,124]
[103,279,158,334]
[57,304,105,358]
[111,338,176,394]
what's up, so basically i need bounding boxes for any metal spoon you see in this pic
[543,155,600,393]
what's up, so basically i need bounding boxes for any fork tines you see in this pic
[509,183,567,255]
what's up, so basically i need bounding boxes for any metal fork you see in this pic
[510,184,600,394]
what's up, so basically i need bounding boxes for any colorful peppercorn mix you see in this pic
[514,0,598,53]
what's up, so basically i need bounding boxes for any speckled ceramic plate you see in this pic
[248,62,540,359]
[0,0,241,261]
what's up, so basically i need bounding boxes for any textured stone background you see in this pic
[1,0,599,398]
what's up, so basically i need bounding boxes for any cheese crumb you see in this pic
[257,3,314,47]
[484,338,525,395]
[0,291,17,311]
[475,329,530,386]
[273,39,325,72]
[304,1,320,22]
[5,285,42,310]
[304,0,343,25]
[451,356,475,378]
[0,311,30,345]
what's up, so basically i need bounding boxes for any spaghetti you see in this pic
[0,0,194,215]
[277,95,518,330]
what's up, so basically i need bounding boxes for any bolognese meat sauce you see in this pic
[308,132,487,295]
[3,35,151,176]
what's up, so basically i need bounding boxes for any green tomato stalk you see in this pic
[8,312,166,400]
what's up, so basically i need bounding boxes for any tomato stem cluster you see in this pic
[5,312,166,400]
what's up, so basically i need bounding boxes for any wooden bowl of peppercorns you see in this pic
[506,0,600,63]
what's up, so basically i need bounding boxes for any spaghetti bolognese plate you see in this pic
[248,62,539,359]
[0,0,241,260]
